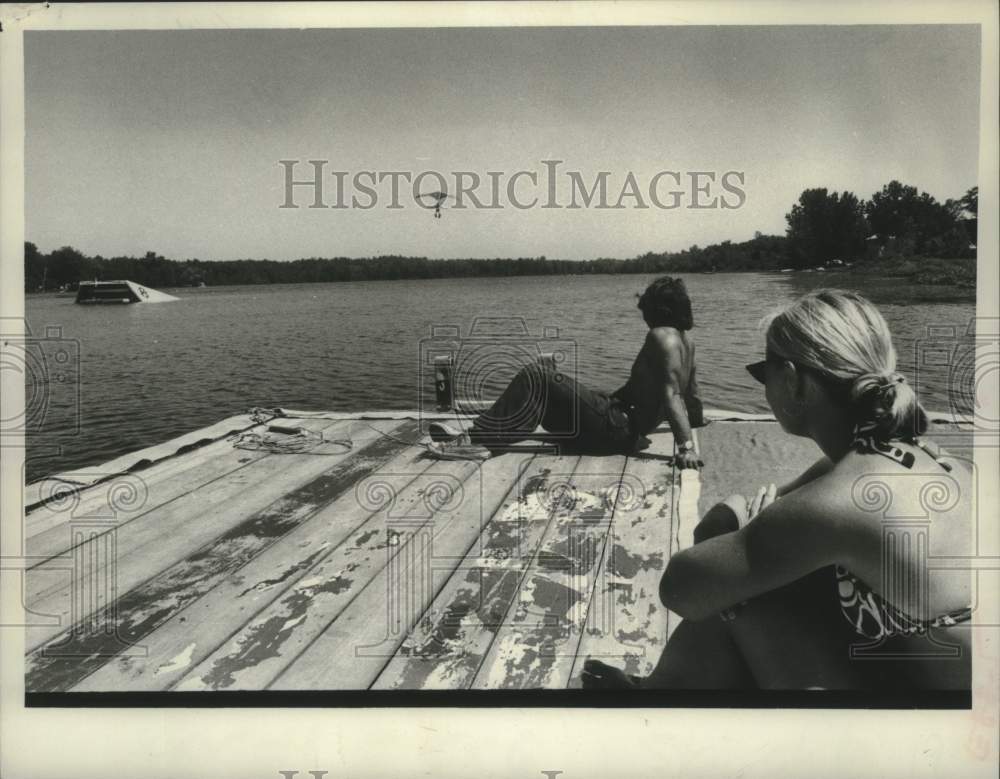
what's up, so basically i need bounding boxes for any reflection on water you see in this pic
[25,273,975,481]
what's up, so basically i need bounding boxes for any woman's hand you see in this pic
[660,476,842,620]
[747,483,777,522]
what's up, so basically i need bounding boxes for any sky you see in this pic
[25,25,981,262]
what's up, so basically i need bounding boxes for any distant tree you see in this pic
[865,180,960,256]
[785,188,867,267]
[959,186,978,216]
[926,226,975,259]
[866,180,918,245]
[24,241,45,291]
[178,261,205,287]
[47,246,93,288]
[954,186,978,248]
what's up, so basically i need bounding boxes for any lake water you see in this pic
[25,272,974,482]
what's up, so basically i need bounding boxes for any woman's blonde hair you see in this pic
[763,289,928,438]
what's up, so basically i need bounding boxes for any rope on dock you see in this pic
[245,407,433,454]
[232,426,354,455]
[248,406,286,424]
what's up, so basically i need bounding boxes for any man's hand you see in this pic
[675,450,701,470]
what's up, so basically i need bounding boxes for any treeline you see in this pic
[25,180,977,291]
[643,181,977,273]
[783,181,976,268]
[25,248,664,291]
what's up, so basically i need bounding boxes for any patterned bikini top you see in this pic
[835,423,972,640]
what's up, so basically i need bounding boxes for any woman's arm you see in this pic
[660,475,866,620]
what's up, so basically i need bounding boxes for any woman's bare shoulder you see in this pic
[816,444,972,526]
[768,453,898,534]
[831,439,972,480]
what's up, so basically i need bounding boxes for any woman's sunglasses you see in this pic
[745,354,783,385]
[746,354,842,390]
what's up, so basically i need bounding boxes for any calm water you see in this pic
[25,273,974,482]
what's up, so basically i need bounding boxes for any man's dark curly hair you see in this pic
[637,276,693,330]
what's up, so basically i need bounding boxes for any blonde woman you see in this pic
[583,289,972,690]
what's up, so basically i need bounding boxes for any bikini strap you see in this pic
[852,424,953,472]
[852,422,915,468]
[912,437,955,473]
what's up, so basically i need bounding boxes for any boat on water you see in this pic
[74,279,179,304]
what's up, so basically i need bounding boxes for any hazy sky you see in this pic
[26,25,981,262]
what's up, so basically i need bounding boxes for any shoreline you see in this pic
[26,264,976,304]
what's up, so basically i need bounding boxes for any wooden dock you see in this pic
[21,408,972,694]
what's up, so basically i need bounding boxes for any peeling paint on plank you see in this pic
[374,460,575,690]
[569,454,675,687]
[238,544,330,597]
[25,421,418,693]
[155,642,197,676]
[611,546,664,579]
[189,573,354,690]
[475,466,624,689]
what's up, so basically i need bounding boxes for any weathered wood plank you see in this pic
[25,429,275,552]
[24,413,264,510]
[23,419,404,655]
[273,451,538,690]
[471,455,627,690]
[23,417,345,603]
[660,429,704,647]
[71,425,427,693]
[673,468,701,553]
[172,457,483,691]
[369,455,581,691]
[26,418,273,538]
[568,432,675,687]
[25,420,418,693]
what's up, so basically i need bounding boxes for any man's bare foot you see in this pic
[581,659,642,690]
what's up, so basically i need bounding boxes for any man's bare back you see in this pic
[616,327,698,436]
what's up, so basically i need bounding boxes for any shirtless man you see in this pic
[429,276,705,467]
[612,307,703,468]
